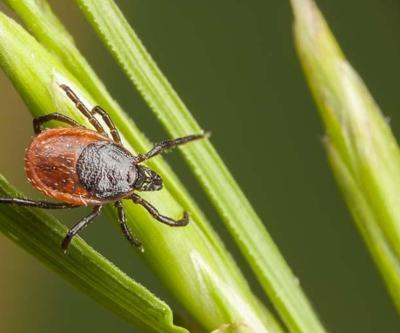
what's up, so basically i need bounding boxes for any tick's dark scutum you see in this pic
[77,141,138,200]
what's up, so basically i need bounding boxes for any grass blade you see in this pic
[73,0,327,332]
[290,0,400,312]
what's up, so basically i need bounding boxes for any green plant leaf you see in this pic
[72,0,327,332]
[0,6,283,333]
[290,0,400,312]
[210,322,256,333]
[0,176,187,333]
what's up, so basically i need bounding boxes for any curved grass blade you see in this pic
[0,176,187,333]
[290,0,400,312]
[73,0,327,332]
[0,9,282,333]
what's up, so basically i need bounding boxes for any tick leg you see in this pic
[92,106,122,143]
[115,201,143,251]
[33,113,82,134]
[59,84,107,137]
[130,193,189,226]
[61,205,103,252]
[135,133,209,163]
[0,197,79,209]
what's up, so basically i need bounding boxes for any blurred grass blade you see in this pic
[0,8,283,333]
[211,322,256,333]
[0,176,188,333]
[73,1,326,332]
[291,0,400,312]
[326,143,400,311]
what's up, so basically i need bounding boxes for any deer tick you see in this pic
[0,85,206,252]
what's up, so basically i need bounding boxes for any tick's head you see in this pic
[134,165,163,191]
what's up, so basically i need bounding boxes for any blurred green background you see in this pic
[1,1,400,332]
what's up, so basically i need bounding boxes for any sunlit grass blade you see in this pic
[211,322,256,333]
[0,176,188,333]
[290,0,400,312]
[73,0,327,332]
[0,8,283,332]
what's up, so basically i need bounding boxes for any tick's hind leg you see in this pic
[59,84,107,137]
[33,113,81,134]
[61,205,103,252]
[115,201,143,251]
[130,193,189,226]
[135,133,209,163]
[92,106,121,143]
[59,84,122,143]
[0,197,78,209]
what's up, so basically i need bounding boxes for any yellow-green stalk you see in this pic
[291,0,400,313]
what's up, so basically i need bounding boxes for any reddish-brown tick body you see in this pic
[25,127,104,206]
[25,127,136,206]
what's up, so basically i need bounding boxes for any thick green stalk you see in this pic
[0,9,282,333]
[73,1,326,332]
[291,0,400,312]
[0,177,187,333]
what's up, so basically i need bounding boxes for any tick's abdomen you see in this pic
[77,141,137,200]
[24,127,129,206]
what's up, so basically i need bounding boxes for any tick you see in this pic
[0,85,206,252]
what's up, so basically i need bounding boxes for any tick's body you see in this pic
[1,84,206,252]
[26,127,137,206]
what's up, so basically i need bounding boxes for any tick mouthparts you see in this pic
[134,165,163,191]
